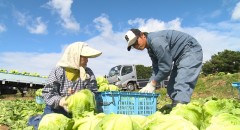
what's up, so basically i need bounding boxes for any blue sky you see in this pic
[0,0,240,77]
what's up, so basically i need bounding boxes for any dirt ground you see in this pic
[0,124,9,130]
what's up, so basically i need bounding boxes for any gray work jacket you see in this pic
[147,30,200,82]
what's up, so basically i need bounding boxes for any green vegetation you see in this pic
[0,69,47,78]
[38,113,74,130]
[193,72,240,99]
[157,72,240,109]
[0,73,239,130]
[66,89,96,118]
[202,49,240,75]
[0,99,45,129]
[96,76,120,92]
[135,65,152,79]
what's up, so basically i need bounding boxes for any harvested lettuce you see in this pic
[144,114,199,130]
[96,76,109,88]
[35,89,43,96]
[206,113,240,130]
[202,98,239,128]
[96,76,119,92]
[72,112,105,130]
[108,84,120,91]
[66,89,96,118]
[130,115,150,129]
[210,113,240,125]
[97,83,109,92]
[38,113,74,130]
[97,83,119,92]
[170,102,203,129]
[94,114,136,130]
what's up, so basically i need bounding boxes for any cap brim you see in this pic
[127,37,137,51]
[81,46,102,58]
[127,46,131,51]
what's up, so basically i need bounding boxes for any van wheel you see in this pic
[127,83,136,91]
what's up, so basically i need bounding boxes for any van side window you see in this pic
[121,66,133,76]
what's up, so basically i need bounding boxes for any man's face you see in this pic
[132,34,146,50]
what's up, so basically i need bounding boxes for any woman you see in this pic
[28,42,102,129]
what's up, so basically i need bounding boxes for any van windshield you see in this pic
[108,65,121,77]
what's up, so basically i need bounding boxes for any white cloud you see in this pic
[184,27,240,62]
[128,18,183,32]
[46,0,80,32]
[86,15,142,76]
[0,23,6,32]
[27,17,48,34]
[1,15,240,77]
[231,2,240,21]
[94,14,113,37]
[15,11,28,26]
[14,11,47,34]
[0,52,61,76]
[200,21,240,33]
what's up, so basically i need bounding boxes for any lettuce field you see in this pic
[0,97,240,130]
[0,73,239,130]
[0,99,45,130]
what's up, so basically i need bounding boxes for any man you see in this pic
[124,28,203,107]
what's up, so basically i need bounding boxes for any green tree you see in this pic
[202,49,240,75]
[135,64,152,79]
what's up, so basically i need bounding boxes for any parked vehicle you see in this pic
[106,64,168,91]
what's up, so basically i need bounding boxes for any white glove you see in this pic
[139,82,156,93]
[59,97,68,112]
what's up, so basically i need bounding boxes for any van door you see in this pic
[120,65,136,84]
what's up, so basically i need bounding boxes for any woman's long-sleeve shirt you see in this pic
[42,66,97,109]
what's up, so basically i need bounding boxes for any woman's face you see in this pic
[79,56,88,68]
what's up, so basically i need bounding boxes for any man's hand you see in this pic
[59,97,68,112]
[139,81,156,93]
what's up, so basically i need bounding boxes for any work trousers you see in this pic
[168,40,203,103]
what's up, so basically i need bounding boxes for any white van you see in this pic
[107,64,168,91]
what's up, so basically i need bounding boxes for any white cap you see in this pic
[81,44,102,58]
[124,29,141,51]
[56,42,102,69]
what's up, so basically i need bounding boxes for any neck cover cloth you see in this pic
[56,42,102,81]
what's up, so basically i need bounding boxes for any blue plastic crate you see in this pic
[36,96,45,104]
[232,82,240,88]
[95,91,160,116]
[232,82,240,99]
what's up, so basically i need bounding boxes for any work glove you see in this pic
[139,82,156,93]
[59,97,68,112]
